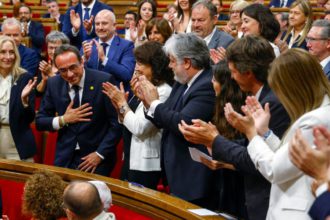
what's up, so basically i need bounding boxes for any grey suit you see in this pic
[323,60,330,80]
[208,29,234,49]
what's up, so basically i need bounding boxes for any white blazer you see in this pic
[247,95,330,220]
[123,83,172,171]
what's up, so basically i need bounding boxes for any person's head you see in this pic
[285,0,313,46]
[229,0,250,26]
[177,0,197,18]
[240,4,280,42]
[1,18,23,46]
[306,19,330,61]
[46,31,70,61]
[46,0,60,17]
[22,170,66,220]
[137,0,157,22]
[167,3,178,16]
[146,18,172,44]
[54,44,84,86]
[68,0,79,7]
[269,48,330,122]
[226,35,275,94]
[163,33,210,84]
[212,0,223,15]
[325,0,330,10]
[81,0,93,7]
[275,12,289,32]
[88,181,112,211]
[134,41,174,86]
[94,10,116,42]
[63,181,103,220]
[18,5,32,22]
[0,35,25,79]
[124,11,137,29]
[325,10,330,20]
[212,61,246,140]
[191,0,218,39]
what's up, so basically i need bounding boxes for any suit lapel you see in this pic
[81,69,96,106]
[208,30,218,49]
[108,36,119,61]
[59,78,71,114]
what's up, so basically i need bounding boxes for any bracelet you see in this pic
[262,130,272,140]
[60,116,66,127]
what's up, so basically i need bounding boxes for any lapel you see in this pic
[208,30,218,49]
[91,41,99,69]
[9,77,19,112]
[91,1,100,17]
[81,68,97,105]
[107,36,119,61]
[259,84,270,103]
[59,78,71,114]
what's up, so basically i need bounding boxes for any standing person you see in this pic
[117,11,137,42]
[42,0,65,30]
[225,48,330,220]
[145,18,173,44]
[62,0,113,49]
[269,0,295,7]
[0,36,37,161]
[134,33,216,208]
[81,9,135,94]
[36,44,122,176]
[103,41,173,189]
[170,0,196,33]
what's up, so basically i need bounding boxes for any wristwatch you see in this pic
[119,104,128,114]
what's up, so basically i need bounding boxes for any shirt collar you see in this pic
[320,55,330,68]
[204,27,217,46]
[98,35,114,47]
[187,69,204,89]
[255,85,263,100]
[82,0,96,11]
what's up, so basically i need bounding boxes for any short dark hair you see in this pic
[125,10,138,21]
[192,0,218,18]
[54,44,82,66]
[312,19,330,39]
[63,182,103,218]
[226,35,275,84]
[19,4,32,13]
[134,41,174,86]
[46,0,58,4]
[146,18,173,43]
[136,0,157,21]
[241,3,280,42]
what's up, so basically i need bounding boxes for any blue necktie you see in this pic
[72,85,80,109]
[98,42,108,70]
[83,8,90,21]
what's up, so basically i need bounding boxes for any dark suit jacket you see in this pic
[323,60,330,80]
[36,68,121,175]
[10,73,37,159]
[83,36,135,91]
[28,20,45,54]
[62,1,113,49]
[281,31,308,51]
[269,0,295,7]
[150,69,216,201]
[208,29,234,50]
[18,44,40,76]
[309,191,330,220]
[212,85,290,220]
[42,13,65,30]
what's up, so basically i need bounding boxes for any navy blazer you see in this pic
[9,73,37,159]
[269,0,295,7]
[208,29,234,50]
[28,20,45,54]
[62,1,113,49]
[323,60,330,80]
[150,69,216,201]
[281,31,308,50]
[36,68,122,175]
[309,191,330,220]
[212,85,290,220]
[42,13,65,30]
[18,44,40,76]
[84,36,135,91]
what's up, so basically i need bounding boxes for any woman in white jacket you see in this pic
[225,48,330,220]
[103,41,173,189]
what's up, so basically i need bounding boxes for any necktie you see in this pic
[98,42,108,70]
[280,0,284,7]
[72,85,80,109]
[83,8,90,21]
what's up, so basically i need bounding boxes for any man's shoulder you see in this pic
[85,68,114,81]
[19,44,38,56]
[112,35,133,48]
[94,0,113,11]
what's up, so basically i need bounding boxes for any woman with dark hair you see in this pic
[134,0,157,45]
[169,0,196,33]
[103,41,173,189]
[146,18,173,44]
[240,3,281,56]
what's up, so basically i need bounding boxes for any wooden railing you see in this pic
[0,159,224,220]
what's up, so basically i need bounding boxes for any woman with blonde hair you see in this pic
[225,48,330,219]
[0,35,37,161]
[223,0,249,38]
[280,0,313,50]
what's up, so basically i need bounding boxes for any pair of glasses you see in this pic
[306,37,329,42]
[58,63,81,74]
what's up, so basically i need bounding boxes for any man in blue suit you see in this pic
[269,0,295,7]
[191,0,234,64]
[18,5,45,54]
[82,9,135,92]
[135,33,216,208]
[307,19,330,80]
[1,18,40,76]
[42,0,65,31]
[36,44,121,176]
[62,0,113,49]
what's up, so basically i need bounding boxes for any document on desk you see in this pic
[189,147,212,163]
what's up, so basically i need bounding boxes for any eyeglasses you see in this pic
[306,37,329,42]
[58,63,81,74]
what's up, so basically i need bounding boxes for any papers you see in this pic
[188,208,218,216]
[189,147,212,163]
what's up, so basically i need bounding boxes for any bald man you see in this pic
[63,181,115,220]
[81,9,135,93]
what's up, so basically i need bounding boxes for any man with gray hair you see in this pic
[306,19,330,79]
[133,33,216,208]
[191,0,234,64]
[1,17,40,75]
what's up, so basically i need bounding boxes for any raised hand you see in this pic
[210,47,226,64]
[21,77,37,105]
[63,101,93,124]
[83,15,94,33]
[102,82,129,110]
[82,40,93,61]
[70,10,81,32]
[93,39,106,62]
[78,152,102,173]
[137,76,159,108]
[39,60,53,80]
[137,19,146,39]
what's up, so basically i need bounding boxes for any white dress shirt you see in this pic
[0,74,12,124]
